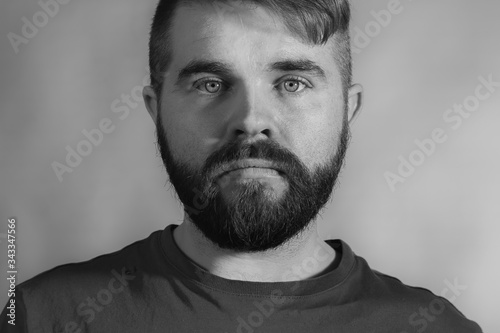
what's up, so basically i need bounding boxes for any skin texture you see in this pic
[143,1,363,282]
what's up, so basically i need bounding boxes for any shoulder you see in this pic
[351,254,482,332]
[15,230,164,321]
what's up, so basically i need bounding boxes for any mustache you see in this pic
[200,139,308,183]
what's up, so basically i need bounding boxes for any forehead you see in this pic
[168,2,339,78]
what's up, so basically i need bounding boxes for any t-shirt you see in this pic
[1,224,482,332]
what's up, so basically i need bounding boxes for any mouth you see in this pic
[216,159,285,178]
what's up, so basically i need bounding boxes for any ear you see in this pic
[346,83,363,124]
[143,86,159,123]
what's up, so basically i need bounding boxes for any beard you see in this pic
[156,111,350,253]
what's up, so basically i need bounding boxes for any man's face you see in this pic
[148,2,355,252]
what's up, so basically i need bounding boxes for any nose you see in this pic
[223,83,279,142]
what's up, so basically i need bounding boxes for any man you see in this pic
[1,0,482,332]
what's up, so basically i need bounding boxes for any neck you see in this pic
[173,216,337,282]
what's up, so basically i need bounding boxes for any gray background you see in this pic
[1,0,498,331]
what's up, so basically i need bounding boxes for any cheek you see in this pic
[159,97,208,167]
[286,94,344,169]
[298,125,337,170]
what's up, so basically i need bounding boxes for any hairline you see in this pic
[150,0,352,101]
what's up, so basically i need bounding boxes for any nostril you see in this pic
[261,129,271,137]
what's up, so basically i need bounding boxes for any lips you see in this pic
[217,159,284,177]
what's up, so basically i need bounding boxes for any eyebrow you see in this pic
[175,58,327,85]
[267,59,326,79]
[176,60,233,85]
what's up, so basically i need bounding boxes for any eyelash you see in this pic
[193,78,228,96]
[192,76,312,96]
[278,76,312,94]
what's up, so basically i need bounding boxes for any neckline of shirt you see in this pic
[159,224,356,297]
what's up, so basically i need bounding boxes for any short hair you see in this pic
[148,0,352,99]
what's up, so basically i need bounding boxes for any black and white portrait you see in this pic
[1,0,497,332]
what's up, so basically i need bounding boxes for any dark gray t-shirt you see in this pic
[1,224,482,332]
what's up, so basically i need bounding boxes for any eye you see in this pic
[204,81,222,93]
[283,80,302,92]
[278,77,311,93]
[194,79,227,95]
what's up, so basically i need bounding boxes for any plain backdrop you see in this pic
[1,0,499,331]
